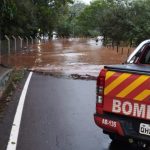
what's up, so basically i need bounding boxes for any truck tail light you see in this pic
[96,69,106,114]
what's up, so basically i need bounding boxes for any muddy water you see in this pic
[2,38,134,78]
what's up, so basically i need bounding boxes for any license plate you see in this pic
[139,123,150,136]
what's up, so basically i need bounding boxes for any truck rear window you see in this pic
[139,46,150,64]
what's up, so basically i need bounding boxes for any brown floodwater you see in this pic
[1,38,134,78]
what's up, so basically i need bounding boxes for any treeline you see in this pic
[0,0,73,39]
[2,0,150,45]
[76,0,150,46]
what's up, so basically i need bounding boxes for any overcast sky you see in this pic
[82,0,91,4]
[77,0,92,4]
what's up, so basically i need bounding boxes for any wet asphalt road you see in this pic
[1,72,142,150]
[16,73,111,150]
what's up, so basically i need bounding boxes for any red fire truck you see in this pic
[94,40,150,148]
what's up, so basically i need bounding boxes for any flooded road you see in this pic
[2,38,134,78]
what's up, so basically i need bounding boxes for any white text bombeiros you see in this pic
[112,99,150,119]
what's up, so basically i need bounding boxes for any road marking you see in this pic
[6,72,33,150]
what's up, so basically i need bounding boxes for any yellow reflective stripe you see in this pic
[105,71,116,80]
[117,76,149,98]
[104,73,131,95]
[135,90,150,101]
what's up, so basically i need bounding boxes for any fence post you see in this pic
[5,35,10,55]
[25,36,28,48]
[127,48,130,57]
[12,35,17,52]
[18,36,23,49]
[121,48,123,55]
[117,45,119,53]
[0,38,1,64]
[30,36,33,45]
[36,36,39,44]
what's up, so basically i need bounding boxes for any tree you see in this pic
[0,0,17,38]
[0,0,73,38]
[76,0,150,45]
[55,1,86,37]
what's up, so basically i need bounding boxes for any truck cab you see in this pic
[94,40,150,148]
[127,39,150,64]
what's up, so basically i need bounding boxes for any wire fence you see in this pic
[0,35,48,66]
[0,36,42,55]
[0,36,134,67]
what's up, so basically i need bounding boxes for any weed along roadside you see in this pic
[0,68,26,114]
[2,69,25,97]
[0,66,13,99]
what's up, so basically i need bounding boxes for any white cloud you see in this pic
[76,0,92,4]
[82,0,91,4]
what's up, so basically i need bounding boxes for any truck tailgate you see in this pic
[105,64,150,76]
[103,64,150,120]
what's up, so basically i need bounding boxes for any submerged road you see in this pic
[4,73,139,150]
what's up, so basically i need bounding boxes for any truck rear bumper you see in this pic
[94,114,124,136]
[94,113,150,143]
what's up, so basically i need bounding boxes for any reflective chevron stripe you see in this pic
[104,73,131,95]
[135,90,150,101]
[104,71,150,101]
[116,76,149,98]
[105,71,116,80]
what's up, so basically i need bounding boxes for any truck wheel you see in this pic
[109,134,116,140]
[109,140,133,150]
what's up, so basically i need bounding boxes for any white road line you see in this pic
[6,72,33,150]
